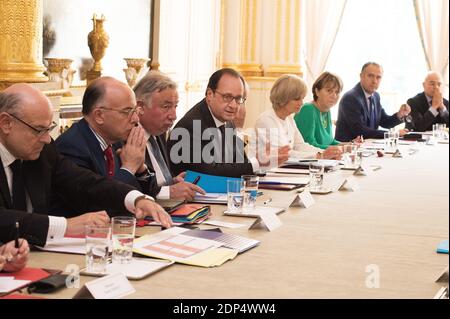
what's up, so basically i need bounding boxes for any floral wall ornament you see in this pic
[44,58,76,89]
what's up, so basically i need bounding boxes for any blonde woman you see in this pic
[255,74,342,159]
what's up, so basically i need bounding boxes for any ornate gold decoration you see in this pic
[265,64,303,77]
[87,14,109,73]
[222,63,264,77]
[0,0,47,87]
[123,58,150,88]
[45,58,76,90]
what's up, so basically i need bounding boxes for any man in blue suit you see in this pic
[335,62,411,142]
[53,77,153,216]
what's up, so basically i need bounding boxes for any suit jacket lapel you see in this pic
[23,160,47,212]
[357,84,371,123]
[78,119,108,176]
[0,162,12,208]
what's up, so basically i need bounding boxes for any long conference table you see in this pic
[27,141,449,299]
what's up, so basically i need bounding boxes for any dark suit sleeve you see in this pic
[0,207,49,247]
[340,94,385,139]
[378,107,402,130]
[47,147,136,215]
[407,97,437,132]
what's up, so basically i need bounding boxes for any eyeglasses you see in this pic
[214,90,246,105]
[98,105,144,118]
[7,113,57,137]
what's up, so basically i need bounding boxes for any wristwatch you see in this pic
[134,194,155,207]
[135,165,153,181]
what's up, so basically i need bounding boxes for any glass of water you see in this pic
[309,162,324,191]
[111,216,136,264]
[85,226,111,273]
[241,175,259,212]
[227,180,243,212]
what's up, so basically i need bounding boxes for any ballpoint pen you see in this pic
[192,176,201,185]
[263,198,272,205]
[15,221,20,249]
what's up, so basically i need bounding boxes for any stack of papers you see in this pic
[281,159,340,172]
[37,236,86,255]
[259,176,309,190]
[133,227,239,267]
[144,204,211,224]
[170,204,210,223]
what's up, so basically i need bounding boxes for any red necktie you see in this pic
[104,145,115,177]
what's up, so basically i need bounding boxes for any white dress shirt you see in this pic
[207,106,260,172]
[255,108,321,159]
[144,131,170,200]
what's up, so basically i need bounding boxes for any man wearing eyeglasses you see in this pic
[167,68,290,178]
[53,77,153,216]
[134,71,205,201]
[0,83,172,247]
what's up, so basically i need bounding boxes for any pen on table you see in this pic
[15,221,20,249]
[192,176,201,185]
[263,198,272,205]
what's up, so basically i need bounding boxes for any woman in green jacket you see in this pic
[294,72,344,149]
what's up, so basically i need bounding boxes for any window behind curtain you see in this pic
[325,0,428,121]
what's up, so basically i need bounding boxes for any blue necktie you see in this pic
[368,96,377,129]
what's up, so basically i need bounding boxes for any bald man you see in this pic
[406,72,449,132]
[0,84,171,246]
[53,77,156,216]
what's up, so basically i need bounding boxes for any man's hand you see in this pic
[399,129,409,137]
[432,90,445,111]
[135,198,173,228]
[397,103,411,119]
[321,145,343,160]
[65,211,110,237]
[118,126,147,174]
[173,172,186,184]
[170,182,205,201]
[0,239,29,272]
[352,135,364,145]
[232,104,246,129]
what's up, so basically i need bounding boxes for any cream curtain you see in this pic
[413,0,449,83]
[302,0,347,92]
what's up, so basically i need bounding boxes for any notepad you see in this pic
[133,227,239,267]
[437,240,449,254]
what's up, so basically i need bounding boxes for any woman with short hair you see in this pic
[294,72,344,149]
[255,74,342,159]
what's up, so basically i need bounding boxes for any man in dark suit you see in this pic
[406,71,449,132]
[134,71,205,200]
[335,62,411,142]
[54,77,153,215]
[167,68,290,178]
[0,84,172,246]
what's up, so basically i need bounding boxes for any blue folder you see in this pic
[437,240,449,254]
[185,171,240,194]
